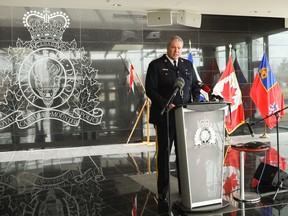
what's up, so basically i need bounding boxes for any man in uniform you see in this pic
[145,35,201,201]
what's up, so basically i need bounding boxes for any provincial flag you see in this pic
[250,52,285,129]
[188,51,209,101]
[129,63,135,93]
[212,56,245,134]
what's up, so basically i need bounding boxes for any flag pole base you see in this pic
[233,192,261,203]
[142,141,155,146]
[225,135,231,141]
[123,141,155,147]
[260,133,269,138]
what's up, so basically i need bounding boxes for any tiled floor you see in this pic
[0,133,288,215]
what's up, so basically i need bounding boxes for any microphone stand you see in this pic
[161,88,179,115]
[248,106,288,200]
[165,107,172,215]
[161,90,180,215]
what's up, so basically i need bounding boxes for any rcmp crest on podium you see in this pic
[194,118,216,147]
[0,8,103,129]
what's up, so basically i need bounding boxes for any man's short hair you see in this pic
[167,35,184,47]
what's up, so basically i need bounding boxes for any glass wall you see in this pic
[0,6,286,150]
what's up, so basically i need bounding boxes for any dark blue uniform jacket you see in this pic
[145,54,201,126]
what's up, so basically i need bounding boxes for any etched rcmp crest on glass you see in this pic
[19,48,75,108]
[194,117,216,147]
[0,8,103,129]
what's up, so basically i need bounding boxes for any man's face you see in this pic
[167,39,183,60]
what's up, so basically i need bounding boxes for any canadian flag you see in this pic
[212,56,245,134]
[223,146,240,200]
[129,63,135,93]
[131,195,137,216]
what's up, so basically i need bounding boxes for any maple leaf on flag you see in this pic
[221,82,237,107]
[223,146,240,200]
[212,56,245,134]
[223,172,239,195]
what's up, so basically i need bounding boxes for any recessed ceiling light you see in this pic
[113,3,122,7]
[250,10,258,13]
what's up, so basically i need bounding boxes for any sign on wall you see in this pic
[0,8,103,129]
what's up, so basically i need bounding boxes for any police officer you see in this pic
[145,35,200,201]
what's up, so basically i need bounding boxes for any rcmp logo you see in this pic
[0,8,103,129]
[194,118,216,147]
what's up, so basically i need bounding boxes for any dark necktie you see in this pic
[173,60,177,68]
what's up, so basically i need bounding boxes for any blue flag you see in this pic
[188,51,208,101]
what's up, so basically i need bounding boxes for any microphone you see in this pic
[160,77,185,115]
[210,94,223,101]
[246,122,255,137]
[196,81,211,93]
[174,77,185,91]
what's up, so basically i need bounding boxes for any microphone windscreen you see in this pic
[174,77,185,90]
[196,80,211,93]
[202,85,211,93]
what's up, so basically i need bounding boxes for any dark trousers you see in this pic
[155,120,181,196]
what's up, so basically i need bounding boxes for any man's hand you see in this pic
[168,103,175,110]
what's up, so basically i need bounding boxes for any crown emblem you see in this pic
[194,118,216,147]
[23,8,70,48]
[198,118,210,128]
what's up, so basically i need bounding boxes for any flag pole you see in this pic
[225,44,233,141]
[260,125,269,138]
[119,57,153,181]
[260,42,269,138]
[122,59,153,146]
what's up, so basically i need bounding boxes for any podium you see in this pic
[174,102,228,211]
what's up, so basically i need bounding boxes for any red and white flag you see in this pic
[223,146,240,200]
[129,64,135,93]
[212,56,245,134]
[131,195,137,216]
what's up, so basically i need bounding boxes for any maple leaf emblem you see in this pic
[221,81,237,106]
[223,172,239,195]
